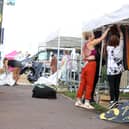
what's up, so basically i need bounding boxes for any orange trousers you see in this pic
[76,61,96,100]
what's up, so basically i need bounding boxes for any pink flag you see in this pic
[5,50,18,60]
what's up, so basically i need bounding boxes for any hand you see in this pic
[106,27,110,32]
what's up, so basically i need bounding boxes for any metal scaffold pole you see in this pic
[56,29,60,90]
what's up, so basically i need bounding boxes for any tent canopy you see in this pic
[82,4,129,32]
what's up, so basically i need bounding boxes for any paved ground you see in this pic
[0,85,129,129]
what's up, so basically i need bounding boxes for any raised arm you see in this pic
[91,28,110,46]
[117,25,123,47]
[117,25,123,40]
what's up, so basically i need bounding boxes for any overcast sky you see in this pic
[2,0,129,54]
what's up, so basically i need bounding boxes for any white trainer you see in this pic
[75,99,83,107]
[81,102,95,109]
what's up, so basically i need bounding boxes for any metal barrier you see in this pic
[57,58,81,91]
[41,58,129,96]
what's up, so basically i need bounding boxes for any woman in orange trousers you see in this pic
[75,28,110,109]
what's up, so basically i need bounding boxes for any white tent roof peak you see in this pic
[82,4,129,32]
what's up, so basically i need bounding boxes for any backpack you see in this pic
[32,84,57,99]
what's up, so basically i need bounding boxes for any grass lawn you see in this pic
[120,92,129,98]
[63,91,108,113]
[63,90,129,113]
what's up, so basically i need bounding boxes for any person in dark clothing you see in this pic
[50,54,57,74]
[3,58,23,83]
[90,49,100,103]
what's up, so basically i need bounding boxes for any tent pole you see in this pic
[56,29,60,90]
[96,27,105,103]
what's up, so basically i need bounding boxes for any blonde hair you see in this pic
[82,31,94,40]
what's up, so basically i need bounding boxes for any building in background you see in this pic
[38,36,81,51]
[37,36,81,61]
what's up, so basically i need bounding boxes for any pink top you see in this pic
[82,42,97,60]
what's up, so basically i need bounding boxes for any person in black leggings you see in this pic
[106,25,124,109]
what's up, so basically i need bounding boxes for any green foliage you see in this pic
[63,91,108,113]
[63,91,76,100]
[91,103,108,113]
[120,93,129,98]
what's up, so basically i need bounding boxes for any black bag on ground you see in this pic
[32,84,57,99]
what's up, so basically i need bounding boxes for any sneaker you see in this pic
[108,101,118,109]
[81,102,95,109]
[75,99,83,107]
[114,101,119,107]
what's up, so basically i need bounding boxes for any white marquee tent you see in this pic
[82,4,129,102]
[82,4,129,31]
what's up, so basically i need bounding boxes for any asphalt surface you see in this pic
[0,86,129,129]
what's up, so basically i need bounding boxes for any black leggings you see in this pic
[107,73,122,102]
